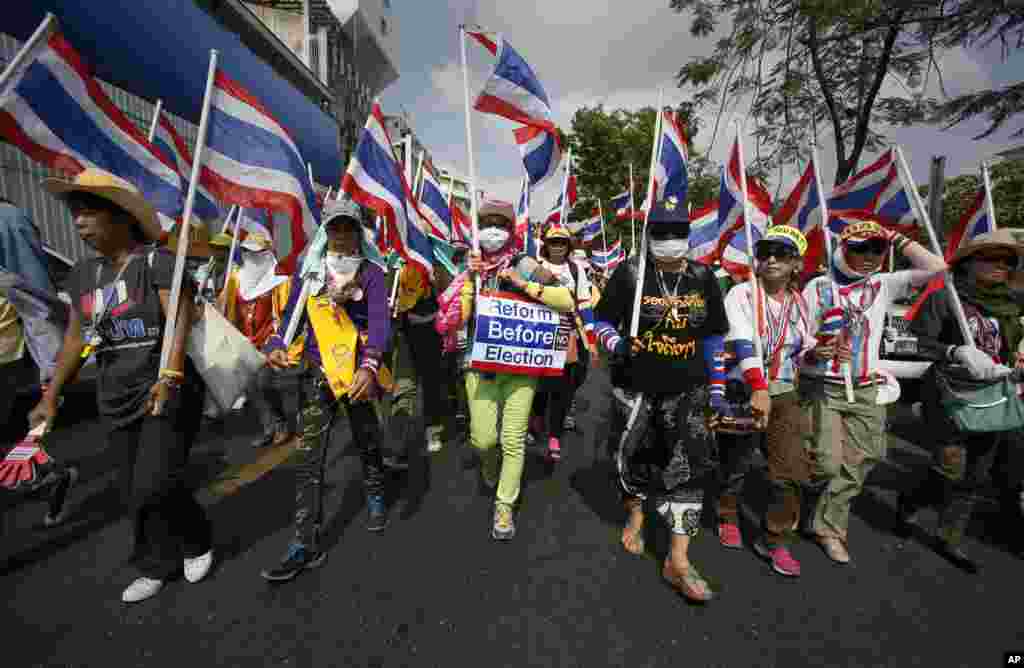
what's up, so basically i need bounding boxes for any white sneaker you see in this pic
[426,426,444,453]
[183,550,214,584]
[121,577,163,603]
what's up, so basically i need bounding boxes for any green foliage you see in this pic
[919,158,1024,240]
[669,1,1022,185]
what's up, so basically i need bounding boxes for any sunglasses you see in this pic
[845,238,889,256]
[973,254,1017,268]
[755,244,797,262]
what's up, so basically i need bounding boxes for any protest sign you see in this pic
[470,291,569,377]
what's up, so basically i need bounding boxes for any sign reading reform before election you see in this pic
[470,291,569,377]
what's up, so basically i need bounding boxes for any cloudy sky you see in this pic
[380,1,1024,209]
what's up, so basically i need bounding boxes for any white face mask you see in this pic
[326,251,362,276]
[479,227,510,253]
[649,238,688,261]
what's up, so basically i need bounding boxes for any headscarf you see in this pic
[954,272,1023,357]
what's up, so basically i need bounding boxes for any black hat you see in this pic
[647,196,690,235]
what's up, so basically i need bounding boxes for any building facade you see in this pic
[435,164,472,213]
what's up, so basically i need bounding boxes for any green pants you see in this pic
[465,371,538,506]
[801,378,886,541]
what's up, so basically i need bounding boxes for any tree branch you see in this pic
[807,16,847,184]
[849,9,906,177]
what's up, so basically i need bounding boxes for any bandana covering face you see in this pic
[237,250,287,301]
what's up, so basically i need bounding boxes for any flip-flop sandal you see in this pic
[663,564,714,603]
[621,525,645,555]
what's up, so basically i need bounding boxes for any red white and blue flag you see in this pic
[544,173,577,225]
[685,200,721,262]
[828,150,895,213]
[775,160,828,275]
[468,30,562,189]
[686,139,771,277]
[201,69,318,274]
[451,202,473,246]
[0,20,183,228]
[591,239,624,272]
[416,159,452,241]
[652,111,689,205]
[609,190,634,221]
[152,112,222,224]
[341,102,434,280]
[578,214,603,243]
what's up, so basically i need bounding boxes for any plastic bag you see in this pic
[187,301,267,413]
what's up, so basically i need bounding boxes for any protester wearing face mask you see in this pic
[221,234,300,447]
[435,199,574,541]
[592,197,730,603]
[260,199,391,582]
[716,226,814,577]
[800,219,946,565]
[528,224,597,462]
[900,229,1024,571]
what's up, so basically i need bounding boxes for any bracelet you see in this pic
[160,368,185,380]
[894,234,912,254]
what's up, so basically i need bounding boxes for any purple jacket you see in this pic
[265,260,390,368]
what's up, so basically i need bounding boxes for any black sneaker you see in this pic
[261,543,327,582]
[44,467,78,528]
[366,495,389,532]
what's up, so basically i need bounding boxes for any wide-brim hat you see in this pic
[478,199,515,226]
[950,228,1024,266]
[757,225,808,257]
[647,195,689,231]
[41,168,163,242]
[165,220,213,258]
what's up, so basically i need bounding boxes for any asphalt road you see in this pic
[2,368,1022,668]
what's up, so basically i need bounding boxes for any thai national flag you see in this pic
[685,200,721,262]
[152,112,222,224]
[579,215,603,243]
[828,149,895,213]
[775,161,828,276]
[514,124,561,189]
[686,139,771,277]
[341,102,434,280]
[609,191,632,221]
[591,240,624,272]
[201,69,318,275]
[0,20,183,229]
[906,188,992,321]
[515,178,535,255]
[544,174,577,224]
[652,111,689,204]
[451,202,473,246]
[467,30,557,136]
[417,159,452,241]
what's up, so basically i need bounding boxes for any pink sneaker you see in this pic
[718,522,743,549]
[547,437,561,462]
[755,542,801,577]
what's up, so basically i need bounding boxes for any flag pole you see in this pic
[732,121,764,368]
[458,26,482,293]
[146,99,163,142]
[158,49,218,373]
[413,149,426,203]
[559,146,573,228]
[809,139,855,403]
[894,145,972,344]
[981,161,998,231]
[220,206,244,314]
[0,13,55,91]
[598,199,608,252]
[628,162,636,256]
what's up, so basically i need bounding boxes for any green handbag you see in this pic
[928,364,1024,434]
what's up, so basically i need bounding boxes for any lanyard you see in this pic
[81,252,140,357]
[756,285,796,381]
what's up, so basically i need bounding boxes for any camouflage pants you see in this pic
[800,378,886,542]
[293,369,384,550]
[615,387,717,537]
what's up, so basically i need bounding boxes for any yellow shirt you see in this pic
[0,295,25,365]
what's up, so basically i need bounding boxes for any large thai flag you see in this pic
[417,159,452,241]
[0,20,183,229]
[341,102,434,280]
[828,149,895,213]
[652,111,689,204]
[685,200,721,262]
[201,69,318,275]
[873,163,914,227]
[610,191,632,221]
[467,30,557,135]
[152,112,222,224]
[514,124,561,189]
[686,139,771,276]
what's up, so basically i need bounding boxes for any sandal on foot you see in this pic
[662,563,714,603]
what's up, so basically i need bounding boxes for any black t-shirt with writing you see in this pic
[594,256,728,394]
[67,248,189,428]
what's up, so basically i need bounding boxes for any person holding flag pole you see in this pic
[592,89,732,603]
[29,49,221,604]
[797,145,949,565]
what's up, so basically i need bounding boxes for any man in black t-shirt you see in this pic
[593,197,729,603]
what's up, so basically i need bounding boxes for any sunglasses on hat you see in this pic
[845,238,889,256]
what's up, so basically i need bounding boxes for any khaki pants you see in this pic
[800,378,885,541]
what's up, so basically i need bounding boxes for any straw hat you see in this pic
[950,228,1024,266]
[41,168,162,242]
[478,199,515,226]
